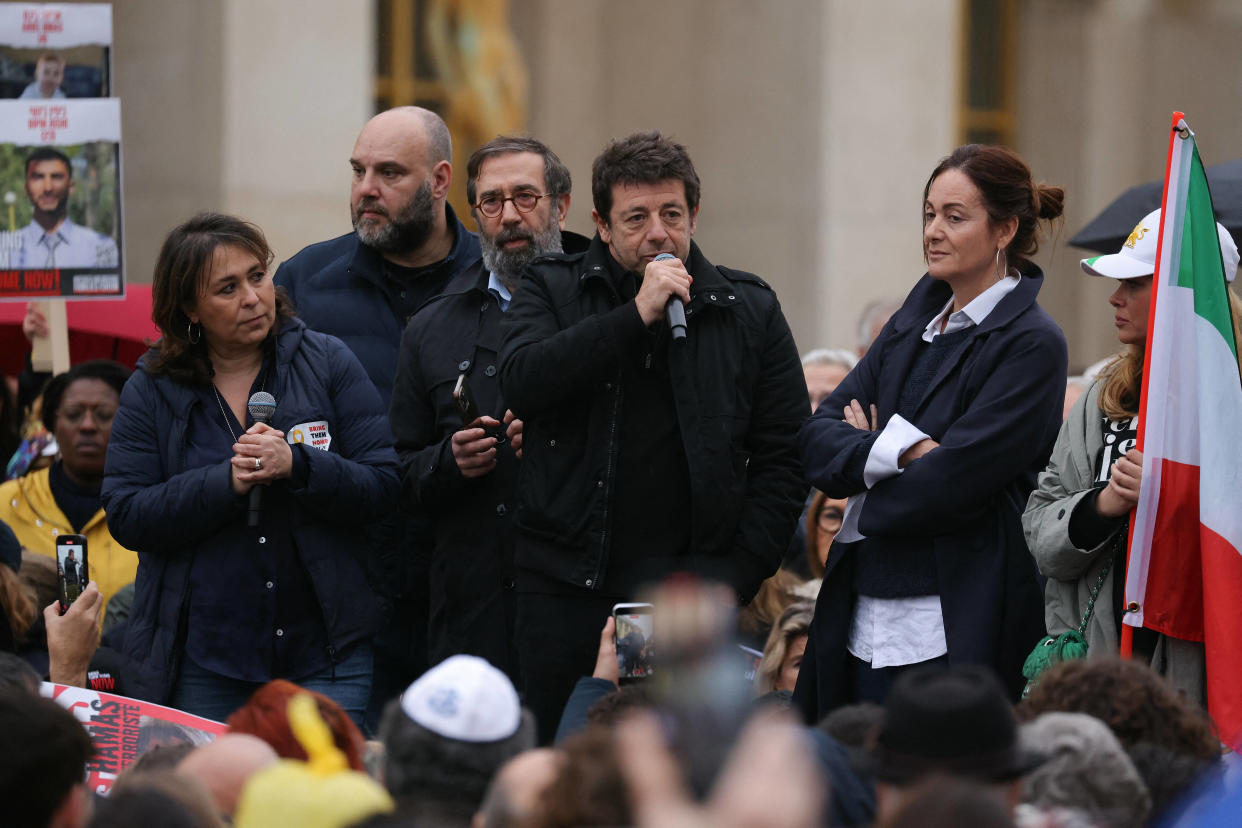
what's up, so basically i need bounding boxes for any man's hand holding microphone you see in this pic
[635,252,690,341]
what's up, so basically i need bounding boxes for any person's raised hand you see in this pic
[22,303,49,341]
[592,615,619,685]
[44,581,102,687]
[634,256,692,327]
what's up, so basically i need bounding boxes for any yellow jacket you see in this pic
[0,466,138,616]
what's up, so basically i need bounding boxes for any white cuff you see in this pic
[863,414,930,488]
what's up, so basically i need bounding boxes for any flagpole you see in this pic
[1120,111,1187,658]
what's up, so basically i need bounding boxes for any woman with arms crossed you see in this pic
[794,145,1068,719]
[103,213,399,725]
[1023,209,1242,702]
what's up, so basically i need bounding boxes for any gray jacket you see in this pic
[1022,377,1204,701]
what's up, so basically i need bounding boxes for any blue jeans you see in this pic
[170,642,374,732]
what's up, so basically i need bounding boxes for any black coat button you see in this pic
[485,365,497,377]
[458,360,470,371]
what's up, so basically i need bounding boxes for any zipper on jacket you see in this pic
[591,376,623,589]
[327,644,337,681]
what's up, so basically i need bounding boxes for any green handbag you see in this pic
[1021,537,1116,698]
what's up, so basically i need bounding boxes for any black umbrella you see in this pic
[1069,159,1242,253]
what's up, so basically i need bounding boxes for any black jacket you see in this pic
[390,258,520,675]
[499,236,806,603]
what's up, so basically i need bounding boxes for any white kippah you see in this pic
[400,655,521,743]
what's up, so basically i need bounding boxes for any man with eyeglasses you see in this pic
[389,135,587,682]
[274,106,481,730]
[499,131,807,742]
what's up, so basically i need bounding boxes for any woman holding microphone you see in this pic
[103,213,398,725]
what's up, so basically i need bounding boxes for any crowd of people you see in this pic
[2,105,1242,826]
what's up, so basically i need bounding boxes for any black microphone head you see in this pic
[654,253,676,261]
[247,391,276,424]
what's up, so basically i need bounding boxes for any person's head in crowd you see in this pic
[537,727,632,828]
[0,525,37,651]
[805,489,845,579]
[0,651,39,690]
[585,684,652,730]
[755,601,813,695]
[148,212,288,386]
[379,655,536,826]
[31,53,65,98]
[96,771,224,828]
[1124,741,1214,822]
[817,701,885,750]
[472,747,563,828]
[867,665,1043,822]
[39,360,130,487]
[876,775,1017,828]
[466,135,572,291]
[117,741,196,784]
[856,298,902,358]
[0,689,94,828]
[1018,657,1219,762]
[590,131,700,273]
[801,348,857,411]
[234,694,393,828]
[1080,207,1241,421]
[738,567,812,649]
[227,679,366,771]
[1018,711,1150,828]
[176,733,279,820]
[350,106,453,264]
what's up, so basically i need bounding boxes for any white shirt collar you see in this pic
[922,273,1020,342]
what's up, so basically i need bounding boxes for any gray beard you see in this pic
[352,179,436,255]
[481,220,562,290]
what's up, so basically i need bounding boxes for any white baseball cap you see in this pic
[400,655,521,743]
[1081,208,1238,283]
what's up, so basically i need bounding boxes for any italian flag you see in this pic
[1125,113,1242,749]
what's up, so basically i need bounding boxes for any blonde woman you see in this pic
[1023,208,1242,703]
[756,601,814,695]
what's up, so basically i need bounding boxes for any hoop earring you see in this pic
[995,248,1007,279]
[187,321,201,344]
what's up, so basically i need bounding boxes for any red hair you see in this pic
[226,679,365,771]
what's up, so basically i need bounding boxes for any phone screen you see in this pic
[614,603,654,680]
[56,535,88,615]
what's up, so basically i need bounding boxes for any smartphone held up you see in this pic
[613,602,654,680]
[56,534,89,615]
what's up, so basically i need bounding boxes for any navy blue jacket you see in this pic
[101,318,400,704]
[273,204,481,406]
[793,269,1065,719]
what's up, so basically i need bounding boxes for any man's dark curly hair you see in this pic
[1017,658,1219,762]
[591,131,700,223]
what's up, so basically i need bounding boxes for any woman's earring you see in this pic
[187,321,201,344]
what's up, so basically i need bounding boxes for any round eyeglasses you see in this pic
[474,192,553,218]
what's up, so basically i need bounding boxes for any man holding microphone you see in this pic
[499,131,807,741]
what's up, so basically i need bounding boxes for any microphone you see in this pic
[246,391,277,527]
[654,253,687,342]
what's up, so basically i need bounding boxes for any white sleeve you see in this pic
[863,413,930,488]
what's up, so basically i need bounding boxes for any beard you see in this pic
[352,179,436,255]
[480,216,563,290]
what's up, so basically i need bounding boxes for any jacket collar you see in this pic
[889,265,1044,336]
[346,202,480,286]
[140,316,307,416]
[579,236,729,292]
